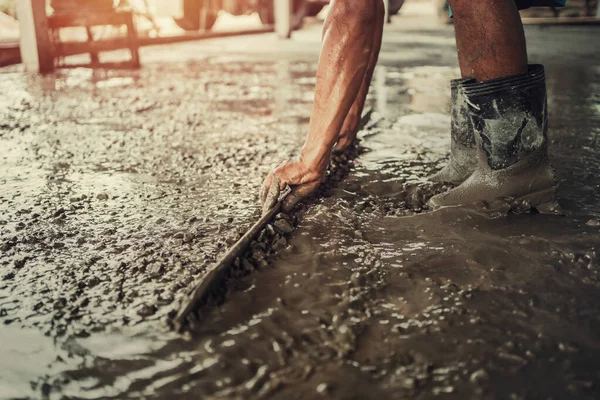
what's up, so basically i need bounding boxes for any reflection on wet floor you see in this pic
[2,35,600,400]
[156,62,600,399]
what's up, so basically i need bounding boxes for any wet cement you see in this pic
[2,20,600,400]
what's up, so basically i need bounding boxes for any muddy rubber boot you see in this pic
[430,78,477,184]
[428,64,560,213]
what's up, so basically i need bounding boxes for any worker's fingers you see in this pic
[282,181,320,213]
[260,170,274,205]
[262,176,281,215]
[281,193,303,214]
[260,162,285,205]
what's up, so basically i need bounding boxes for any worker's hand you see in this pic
[260,156,325,215]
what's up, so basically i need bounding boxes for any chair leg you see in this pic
[86,26,100,65]
[16,0,55,73]
[51,29,60,68]
[125,13,140,68]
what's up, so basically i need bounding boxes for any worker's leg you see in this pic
[429,0,559,212]
[335,0,384,151]
[431,0,528,184]
[451,0,528,81]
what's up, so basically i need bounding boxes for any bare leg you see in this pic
[335,0,384,151]
[448,0,527,81]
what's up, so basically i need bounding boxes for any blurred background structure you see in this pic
[1,0,598,71]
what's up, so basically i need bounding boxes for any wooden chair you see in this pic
[48,10,140,69]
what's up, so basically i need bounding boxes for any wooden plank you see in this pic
[135,27,274,47]
[0,42,21,67]
[54,37,132,57]
[48,12,131,29]
[10,27,274,60]
[173,186,291,331]
[59,61,139,70]
[0,40,20,49]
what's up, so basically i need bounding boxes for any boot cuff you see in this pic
[462,64,545,97]
[451,77,476,89]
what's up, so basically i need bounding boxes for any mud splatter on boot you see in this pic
[429,78,477,184]
[428,64,560,213]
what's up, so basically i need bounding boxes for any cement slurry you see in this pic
[1,19,600,399]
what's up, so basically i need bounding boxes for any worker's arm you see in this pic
[260,0,385,213]
[336,2,384,151]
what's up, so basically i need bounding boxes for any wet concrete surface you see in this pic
[2,16,600,400]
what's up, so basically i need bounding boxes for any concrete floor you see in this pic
[1,5,600,399]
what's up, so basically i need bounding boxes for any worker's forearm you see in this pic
[350,22,382,120]
[344,1,384,133]
[300,1,384,172]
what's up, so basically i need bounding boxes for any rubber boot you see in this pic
[428,64,560,213]
[430,78,477,184]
